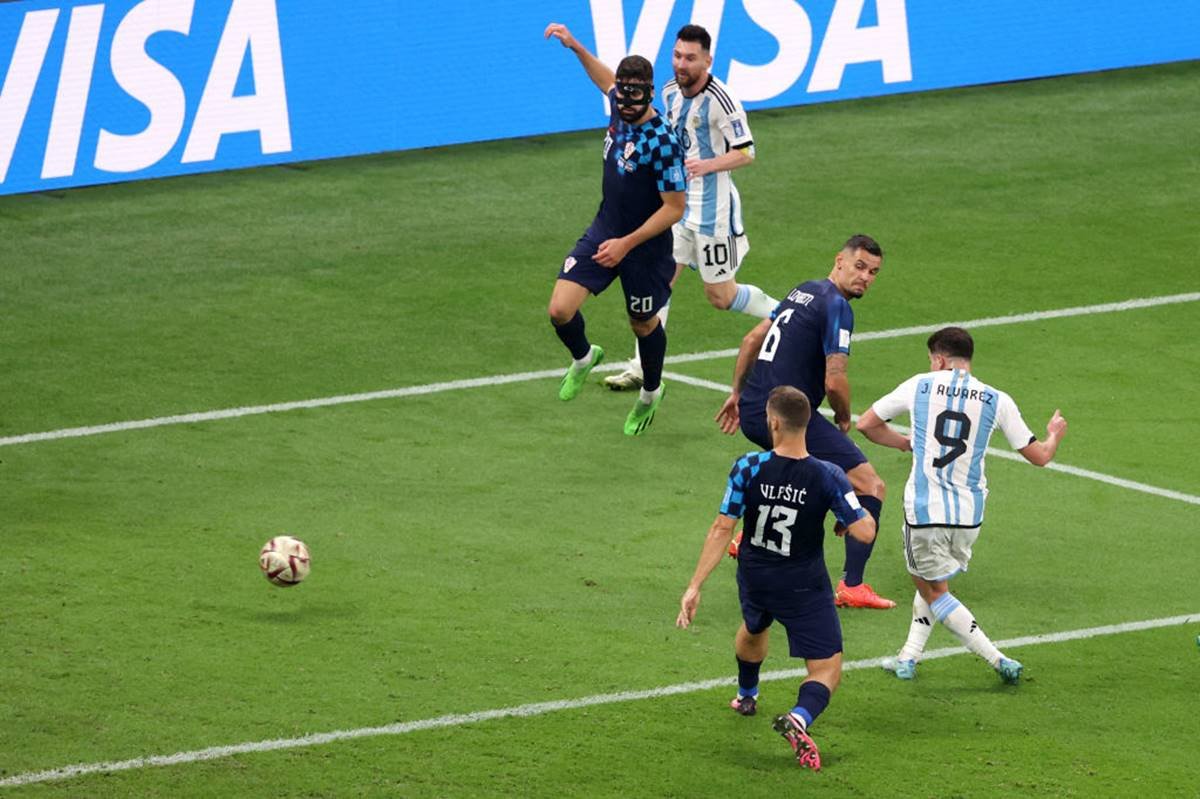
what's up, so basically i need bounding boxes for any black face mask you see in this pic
[615,80,653,117]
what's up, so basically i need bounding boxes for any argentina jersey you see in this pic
[598,89,686,254]
[661,74,753,238]
[872,370,1037,528]
[720,451,865,589]
[740,279,854,418]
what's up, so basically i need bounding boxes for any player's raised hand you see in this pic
[1047,409,1067,438]
[544,23,578,50]
[715,393,740,434]
[676,587,701,628]
[594,237,630,267]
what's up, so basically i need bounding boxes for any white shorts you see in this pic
[672,225,749,284]
[902,523,980,582]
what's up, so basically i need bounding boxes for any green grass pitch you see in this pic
[1,61,1198,796]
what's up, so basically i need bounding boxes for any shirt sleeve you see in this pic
[871,375,921,422]
[822,463,867,529]
[994,390,1037,450]
[719,458,748,519]
[822,297,854,356]
[714,92,754,152]
[651,127,687,193]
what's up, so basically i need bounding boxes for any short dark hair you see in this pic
[615,55,653,83]
[842,234,883,258]
[927,326,974,360]
[676,24,712,52]
[766,386,811,431]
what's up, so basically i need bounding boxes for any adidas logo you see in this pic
[915,616,931,626]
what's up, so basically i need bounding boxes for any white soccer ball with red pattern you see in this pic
[259,536,311,587]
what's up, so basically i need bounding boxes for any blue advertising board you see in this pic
[1,0,1197,195]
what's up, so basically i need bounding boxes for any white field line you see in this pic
[1,612,1195,789]
[663,372,1200,507]
[1,292,1196,449]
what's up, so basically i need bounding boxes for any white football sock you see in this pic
[638,385,663,405]
[931,592,1002,667]
[739,285,779,318]
[898,591,935,662]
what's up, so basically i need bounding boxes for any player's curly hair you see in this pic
[616,55,654,84]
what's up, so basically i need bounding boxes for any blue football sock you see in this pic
[842,494,882,587]
[736,657,761,697]
[635,321,666,392]
[792,680,831,728]
[553,311,591,361]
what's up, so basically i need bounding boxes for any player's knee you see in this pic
[547,302,574,326]
[628,316,657,337]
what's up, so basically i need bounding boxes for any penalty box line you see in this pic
[1,612,1196,789]
[1,291,1197,449]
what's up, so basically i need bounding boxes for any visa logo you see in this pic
[589,0,912,102]
[0,0,292,184]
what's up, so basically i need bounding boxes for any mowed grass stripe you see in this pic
[2,613,1194,789]
[1,292,1196,449]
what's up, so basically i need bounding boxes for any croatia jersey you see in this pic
[871,370,1037,528]
[720,451,866,590]
[597,88,687,260]
[661,75,753,238]
[740,279,854,419]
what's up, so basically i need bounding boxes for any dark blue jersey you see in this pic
[720,450,865,590]
[740,279,854,418]
[595,89,686,261]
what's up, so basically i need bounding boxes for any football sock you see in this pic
[736,657,761,697]
[553,311,591,361]
[931,592,1002,667]
[841,495,882,587]
[729,283,778,318]
[636,321,667,392]
[898,591,935,661]
[630,304,669,369]
[792,680,831,729]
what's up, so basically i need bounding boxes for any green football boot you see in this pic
[558,345,605,401]
[623,385,664,436]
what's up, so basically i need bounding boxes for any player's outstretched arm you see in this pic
[676,515,738,628]
[856,408,912,452]
[1018,409,1067,466]
[544,23,614,94]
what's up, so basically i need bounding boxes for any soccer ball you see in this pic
[259,536,311,587]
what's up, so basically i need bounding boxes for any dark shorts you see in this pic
[558,223,674,321]
[739,404,869,473]
[737,566,843,659]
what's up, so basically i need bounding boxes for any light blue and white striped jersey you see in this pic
[661,74,754,238]
[872,370,1036,528]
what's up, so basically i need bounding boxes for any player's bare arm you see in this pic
[676,514,738,628]
[595,191,685,267]
[685,145,754,180]
[544,23,614,93]
[856,408,913,452]
[824,353,852,432]
[844,514,877,546]
[716,318,771,434]
[1018,409,1067,466]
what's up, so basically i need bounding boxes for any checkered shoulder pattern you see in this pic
[641,117,686,193]
[720,451,773,518]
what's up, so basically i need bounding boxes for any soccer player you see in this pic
[544,23,687,435]
[856,326,1068,683]
[676,386,877,770]
[604,24,778,391]
[715,234,895,609]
